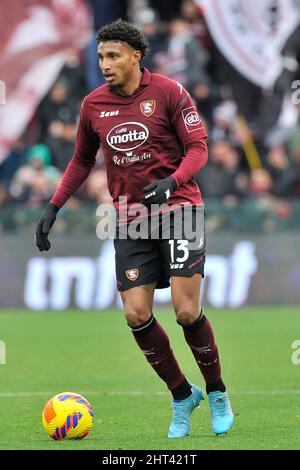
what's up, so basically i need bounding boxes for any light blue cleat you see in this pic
[208,391,234,435]
[168,384,204,438]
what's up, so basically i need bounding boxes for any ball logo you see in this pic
[106,122,149,152]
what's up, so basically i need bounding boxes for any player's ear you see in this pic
[132,50,142,65]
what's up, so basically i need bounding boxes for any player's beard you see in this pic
[108,83,119,90]
[108,82,126,96]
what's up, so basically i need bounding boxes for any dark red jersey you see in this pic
[51,68,207,214]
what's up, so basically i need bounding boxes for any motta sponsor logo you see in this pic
[106,122,149,152]
[182,106,203,133]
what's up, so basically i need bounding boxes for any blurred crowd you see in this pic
[1,0,300,232]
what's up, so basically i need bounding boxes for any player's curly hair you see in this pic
[96,19,150,58]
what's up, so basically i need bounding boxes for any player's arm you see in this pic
[169,83,208,186]
[142,82,207,205]
[35,99,100,251]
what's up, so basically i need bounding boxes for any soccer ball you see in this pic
[42,392,94,440]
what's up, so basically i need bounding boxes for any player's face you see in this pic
[98,41,140,89]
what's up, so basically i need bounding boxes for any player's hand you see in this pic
[141,176,177,205]
[35,203,59,251]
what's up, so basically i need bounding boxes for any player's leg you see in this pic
[123,283,204,440]
[171,274,234,435]
[120,282,155,327]
[120,284,193,414]
[114,237,192,429]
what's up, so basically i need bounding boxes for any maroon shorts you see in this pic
[114,206,205,292]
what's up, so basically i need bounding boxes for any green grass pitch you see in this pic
[0,307,299,450]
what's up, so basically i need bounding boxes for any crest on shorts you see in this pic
[140,100,156,117]
[125,269,139,281]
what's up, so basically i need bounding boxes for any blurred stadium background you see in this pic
[1,0,300,309]
[0,0,300,450]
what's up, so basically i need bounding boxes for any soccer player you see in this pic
[35,19,234,438]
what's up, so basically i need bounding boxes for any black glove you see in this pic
[141,176,177,205]
[35,203,59,251]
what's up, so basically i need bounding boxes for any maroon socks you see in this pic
[179,312,226,394]
[129,315,191,400]
[129,312,225,398]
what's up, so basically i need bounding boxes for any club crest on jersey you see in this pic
[126,269,139,281]
[140,100,156,117]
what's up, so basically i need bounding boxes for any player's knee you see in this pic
[125,308,152,328]
[175,306,199,326]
